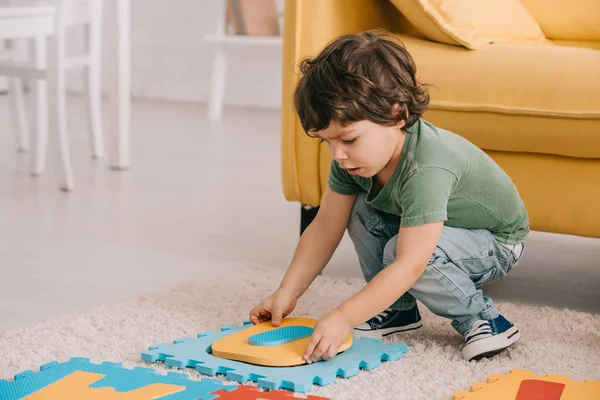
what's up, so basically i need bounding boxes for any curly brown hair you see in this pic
[293,30,430,136]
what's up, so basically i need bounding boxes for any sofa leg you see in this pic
[300,205,319,236]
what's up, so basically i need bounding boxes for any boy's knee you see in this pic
[351,192,368,212]
[347,192,369,231]
[383,230,441,267]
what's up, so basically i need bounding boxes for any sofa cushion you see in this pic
[552,39,600,51]
[395,35,600,158]
[389,0,547,50]
[521,0,600,41]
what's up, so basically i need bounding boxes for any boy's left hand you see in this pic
[304,309,352,363]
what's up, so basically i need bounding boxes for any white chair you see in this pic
[205,0,283,120]
[0,0,104,191]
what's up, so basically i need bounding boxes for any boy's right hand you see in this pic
[249,288,298,326]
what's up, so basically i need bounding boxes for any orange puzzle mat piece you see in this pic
[211,318,352,367]
[449,370,600,400]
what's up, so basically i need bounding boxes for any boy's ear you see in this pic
[392,103,407,128]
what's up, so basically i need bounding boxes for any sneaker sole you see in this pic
[462,326,520,361]
[352,321,423,340]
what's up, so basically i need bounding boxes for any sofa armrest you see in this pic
[280,0,407,207]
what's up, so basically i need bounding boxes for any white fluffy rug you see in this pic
[1,265,599,399]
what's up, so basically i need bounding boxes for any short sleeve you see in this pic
[399,167,457,227]
[327,159,362,195]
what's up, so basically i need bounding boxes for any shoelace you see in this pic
[374,308,393,323]
[464,320,493,342]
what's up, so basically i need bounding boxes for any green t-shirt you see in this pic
[328,119,529,245]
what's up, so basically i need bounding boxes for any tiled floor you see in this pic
[1,96,599,333]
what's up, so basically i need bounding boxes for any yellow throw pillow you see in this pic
[390,0,547,50]
[521,0,600,41]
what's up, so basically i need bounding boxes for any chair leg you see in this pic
[8,77,29,153]
[208,47,227,120]
[85,63,104,159]
[85,6,105,159]
[31,36,48,176]
[47,35,74,191]
[105,0,131,170]
[300,205,319,236]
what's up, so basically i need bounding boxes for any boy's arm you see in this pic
[337,221,444,326]
[303,220,444,363]
[279,187,358,299]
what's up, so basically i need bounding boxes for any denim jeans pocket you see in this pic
[484,231,520,272]
[469,268,499,288]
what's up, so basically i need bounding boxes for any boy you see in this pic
[250,30,528,362]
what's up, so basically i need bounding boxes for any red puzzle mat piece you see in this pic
[212,384,330,399]
[516,379,565,400]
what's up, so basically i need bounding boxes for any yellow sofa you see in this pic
[280,0,600,238]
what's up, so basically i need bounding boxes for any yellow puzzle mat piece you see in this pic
[24,371,184,399]
[449,370,600,400]
[212,317,353,367]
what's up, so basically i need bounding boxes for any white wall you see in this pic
[69,0,283,109]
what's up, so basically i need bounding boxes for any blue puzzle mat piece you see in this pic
[142,322,407,393]
[248,326,313,346]
[0,357,236,400]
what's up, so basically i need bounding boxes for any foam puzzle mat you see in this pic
[0,358,330,400]
[0,357,235,400]
[449,370,600,400]
[142,321,407,392]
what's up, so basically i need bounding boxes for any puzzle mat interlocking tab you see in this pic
[449,369,600,400]
[142,322,407,392]
[0,357,236,400]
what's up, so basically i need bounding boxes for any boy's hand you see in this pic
[249,288,298,326]
[304,309,352,363]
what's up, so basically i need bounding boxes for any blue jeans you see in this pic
[347,193,524,335]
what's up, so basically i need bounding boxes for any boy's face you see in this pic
[317,119,405,179]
